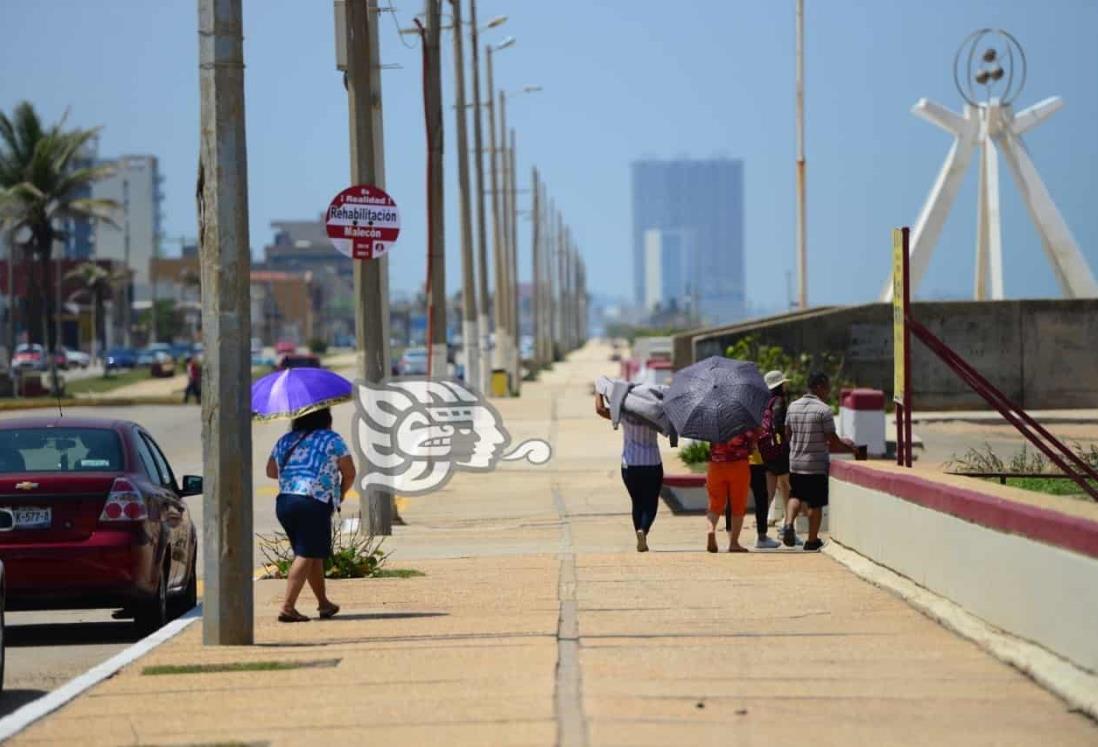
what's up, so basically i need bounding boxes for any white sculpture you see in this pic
[882,29,1097,301]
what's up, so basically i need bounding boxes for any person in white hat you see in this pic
[758,370,796,540]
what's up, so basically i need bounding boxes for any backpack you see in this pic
[757,395,784,462]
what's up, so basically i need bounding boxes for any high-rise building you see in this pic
[92,155,163,301]
[631,158,744,324]
[61,140,100,260]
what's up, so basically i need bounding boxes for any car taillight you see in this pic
[99,478,149,522]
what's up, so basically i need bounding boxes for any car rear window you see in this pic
[0,428,124,473]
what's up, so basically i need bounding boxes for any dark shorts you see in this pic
[275,493,333,558]
[790,473,829,509]
[763,454,790,477]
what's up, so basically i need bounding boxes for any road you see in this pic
[0,399,362,714]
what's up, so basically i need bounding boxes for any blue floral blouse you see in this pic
[271,429,350,505]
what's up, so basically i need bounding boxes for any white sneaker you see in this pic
[636,530,649,552]
[755,536,781,550]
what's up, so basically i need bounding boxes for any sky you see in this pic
[2,0,1097,314]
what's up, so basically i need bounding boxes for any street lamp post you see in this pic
[449,0,479,391]
[485,40,512,393]
[468,3,504,394]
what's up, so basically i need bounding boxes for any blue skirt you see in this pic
[275,493,333,559]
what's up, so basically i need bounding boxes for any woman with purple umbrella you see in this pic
[253,368,356,623]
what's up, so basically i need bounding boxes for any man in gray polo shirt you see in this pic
[783,371,859,551]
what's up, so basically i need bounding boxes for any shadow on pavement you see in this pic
[7,621,141,648]
[0,689,50,717]
[319,612,448,622]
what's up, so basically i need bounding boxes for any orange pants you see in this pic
[707,460,751,517]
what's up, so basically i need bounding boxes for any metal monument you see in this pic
[882,29,1098,301]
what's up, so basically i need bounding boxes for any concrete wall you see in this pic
[673,300,1098,410]
[829,462,1098,675]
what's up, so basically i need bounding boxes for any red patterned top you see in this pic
[710,429,758,463]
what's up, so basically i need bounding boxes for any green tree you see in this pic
[65,261,130,363]
[0,102,116,393]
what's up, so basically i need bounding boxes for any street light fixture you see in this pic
[494,36,515,51]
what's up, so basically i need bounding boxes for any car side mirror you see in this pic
[180,475,203,497]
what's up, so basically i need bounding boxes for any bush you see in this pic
[679,440,711,465]
[724,335,852,410]
[258,513,393,579]
[307,337,330,355]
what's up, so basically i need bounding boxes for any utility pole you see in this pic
[530,166,541,369]
[795,0,807,309]
[468,0,492,394]
[450,0,479,390]
[424,0,447,378]
[197,0,253,645]
[508,128,521,393]
[543,199,555,363]
[122,177,132,347]
[494,82,513,391]
[340,0,393,533]
[554,210,564,360]
[496,89,514,391]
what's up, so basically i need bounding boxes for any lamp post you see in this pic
[468,3,505,394]
[485,37,513,392]
[449,0,479,390]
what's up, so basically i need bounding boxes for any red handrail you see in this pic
[908,318,1098,501]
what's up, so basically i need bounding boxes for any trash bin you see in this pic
[490,368,510,397]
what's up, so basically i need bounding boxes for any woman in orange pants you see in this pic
[706,428,758,553]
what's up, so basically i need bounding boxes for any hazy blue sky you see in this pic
[2,0,1096,312]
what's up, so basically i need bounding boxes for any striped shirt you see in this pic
[621,417,662,467]
[787,393,835,475]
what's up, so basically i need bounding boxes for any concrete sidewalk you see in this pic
[11,343,1096,746]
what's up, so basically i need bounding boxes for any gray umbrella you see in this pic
[664,356,770,443]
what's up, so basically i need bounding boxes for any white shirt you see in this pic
[621,417,662,467]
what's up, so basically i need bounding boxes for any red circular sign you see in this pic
[325,184,401,260]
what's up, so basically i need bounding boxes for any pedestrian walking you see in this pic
[782,371,860,551]
[182,355,202,404]
[595,391,663,552]
[265,407,356,622]
[706,428,757,553]
[594,376,677,552]
[749,446,781,548]
[759,370,797,539]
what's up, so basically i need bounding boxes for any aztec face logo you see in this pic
[352,378,552,496]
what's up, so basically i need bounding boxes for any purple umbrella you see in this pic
[251,368,353,422]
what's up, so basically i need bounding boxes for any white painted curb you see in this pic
[824,541,1098,721]
[0,604,202,742]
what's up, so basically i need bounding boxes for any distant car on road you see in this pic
[252,353,277,369]
[60,347,91,369]
[275,341,297,355]
[0,417,200,635]
[12,344,46,371]
[150,351,176,378]
[104,348,138,370]
[277,353,321,370]
[397,347,429,376]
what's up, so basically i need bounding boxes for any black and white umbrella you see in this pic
[664,356,770,443]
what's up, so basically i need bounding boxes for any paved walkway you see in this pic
[11,344,1096,745]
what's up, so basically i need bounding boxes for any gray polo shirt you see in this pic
[787,393,835,475]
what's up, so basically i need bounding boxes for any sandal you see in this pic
[727,545,749,553]
[278,609,310,623]
[318,603,341,620]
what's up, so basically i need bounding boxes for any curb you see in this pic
[0,604,202,742]
[823,541,1098,721]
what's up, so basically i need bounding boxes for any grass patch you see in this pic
[65,368,151,396]
[143,659,339,676]
[1004,477,1097,497]
[372,568,426,578]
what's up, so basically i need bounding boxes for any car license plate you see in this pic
[14,507,51,529]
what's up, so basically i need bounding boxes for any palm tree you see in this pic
[65,261,128,364]
[0,102,116,394]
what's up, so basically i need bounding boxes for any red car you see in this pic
[274,341,297,355]
[0,417,200,635]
